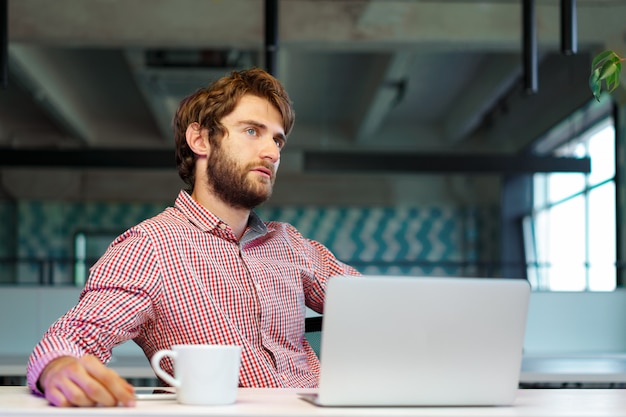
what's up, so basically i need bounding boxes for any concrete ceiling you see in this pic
[0,0,624,204]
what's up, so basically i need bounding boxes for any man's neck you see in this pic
[190,189,250,240]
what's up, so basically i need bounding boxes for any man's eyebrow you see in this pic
[239,120,287,142]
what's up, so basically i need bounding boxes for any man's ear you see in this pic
[185,122,210,156]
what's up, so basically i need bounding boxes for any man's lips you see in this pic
[251,166,273,178]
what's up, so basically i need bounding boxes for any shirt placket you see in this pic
[237,229,287,386]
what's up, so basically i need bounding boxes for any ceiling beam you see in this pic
[0,148,175,169]
[473,52,594,149]
[0,148,590,174]
[354,52,413,141]
[304,151,589,174]
[124,49,177,141]
[8,1,626,50]
[443,54,522,144]
[8,45,96,144]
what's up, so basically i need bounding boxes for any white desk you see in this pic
[520,353,626,385]
[2,386,626,417]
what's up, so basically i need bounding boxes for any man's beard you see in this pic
[206,145,275,210]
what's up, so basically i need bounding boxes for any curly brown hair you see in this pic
[173,67,295,191]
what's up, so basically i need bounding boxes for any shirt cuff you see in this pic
[27,347,82,395]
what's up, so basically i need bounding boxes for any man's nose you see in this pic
[261,136,280,162]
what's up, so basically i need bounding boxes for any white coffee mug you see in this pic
[151,344,242,406]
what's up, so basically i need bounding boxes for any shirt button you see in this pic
[218,223,227,230]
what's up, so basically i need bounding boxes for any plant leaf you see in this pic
[598,59,619,81]
[589,68,603,101]
[590,50,623,100]
[606,62,621,93]
[591,50,616,69]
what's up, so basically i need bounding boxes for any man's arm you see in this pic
[38,355,135,407]
[296,230,361,313]
[27,284,157,399]
[27,229,161,405]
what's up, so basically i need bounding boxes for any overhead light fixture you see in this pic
[265,0,278,75]
[144,49,256,69]
[561,0,577,55]
[1,0,7,89]
[522,0,538,94]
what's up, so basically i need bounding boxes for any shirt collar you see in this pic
[242,210,268,244]
[175,190,268,242]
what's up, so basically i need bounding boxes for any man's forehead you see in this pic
[224,96,285,130]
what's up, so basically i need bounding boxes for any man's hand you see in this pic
[38,355,136,407]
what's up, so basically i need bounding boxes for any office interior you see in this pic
[2,0,626,387]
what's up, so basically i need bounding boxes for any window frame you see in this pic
[524,115,617,291]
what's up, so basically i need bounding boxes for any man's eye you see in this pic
[246,128,257,136]
[274,138,285,149]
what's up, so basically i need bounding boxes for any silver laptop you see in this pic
[301,275,530,407]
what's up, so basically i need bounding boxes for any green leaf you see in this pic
[598,58,619,81]
[589,68,602,101]
[591,50,616,69]
[590,50,623,100]
[606,62,621,93]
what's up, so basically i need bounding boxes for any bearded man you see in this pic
[27,68,359,407]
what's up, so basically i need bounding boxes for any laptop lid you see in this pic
[312,275,530,407]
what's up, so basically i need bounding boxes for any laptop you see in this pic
[300,275,530,407]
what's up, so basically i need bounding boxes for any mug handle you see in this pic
[150,350,180,387]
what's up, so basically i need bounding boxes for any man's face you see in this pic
[205,95,286,210]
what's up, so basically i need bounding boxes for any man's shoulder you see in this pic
[132,206,190,234]
[143,205,178,221]
[264,221,311,243]
[265,220,298,233]
[108,208,196,255]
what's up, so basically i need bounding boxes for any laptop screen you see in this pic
[313,275,530,406]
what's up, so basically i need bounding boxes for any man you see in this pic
[27,68,359,407]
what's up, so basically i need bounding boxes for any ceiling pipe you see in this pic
[561,0,577,55]
[264,0,278,76]
[1,0,7,89]
[522,0,538,94]
[0,149,591,174]
[304,151,590,174]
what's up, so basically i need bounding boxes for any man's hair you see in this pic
[173,67,295,191]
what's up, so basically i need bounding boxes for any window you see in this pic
[525,118,616,291]
[73,231,119,286]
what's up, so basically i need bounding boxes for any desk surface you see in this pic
[520,353,626,383]
[2,386,626,417]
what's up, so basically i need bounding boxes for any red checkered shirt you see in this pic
[27,190,359,393]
